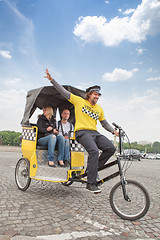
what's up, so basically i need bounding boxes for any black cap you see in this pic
[86,85,101,95]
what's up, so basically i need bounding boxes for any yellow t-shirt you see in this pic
[69,93,106,132]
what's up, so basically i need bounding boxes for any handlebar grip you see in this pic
[112,122,120,129]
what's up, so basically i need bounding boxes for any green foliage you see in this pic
[0,131,21,146]
[112,139,160,153]
[152,142,160,153]
[123,141,160,153]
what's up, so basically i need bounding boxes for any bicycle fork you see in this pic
[117,157,131,202]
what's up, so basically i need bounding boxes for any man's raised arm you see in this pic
[44,69,71,100]
[100,120,119,136]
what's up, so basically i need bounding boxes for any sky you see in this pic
[0,0,160,143]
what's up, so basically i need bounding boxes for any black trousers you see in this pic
[75,130,116,184]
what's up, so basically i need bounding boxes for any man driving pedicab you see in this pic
[45,69,118,193]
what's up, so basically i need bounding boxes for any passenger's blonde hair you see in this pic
[43,106,53,119]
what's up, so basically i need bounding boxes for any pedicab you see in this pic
[15,85,150,221]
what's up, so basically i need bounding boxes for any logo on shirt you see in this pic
[82,105,99,120]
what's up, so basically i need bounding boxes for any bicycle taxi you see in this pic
[15,85,150,221]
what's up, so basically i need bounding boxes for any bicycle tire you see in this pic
[61,181,73,186]
[15,158,31,191]
[109,180,150,221]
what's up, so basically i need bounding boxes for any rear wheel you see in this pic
[109,180,150,221]
[15,158,31,191]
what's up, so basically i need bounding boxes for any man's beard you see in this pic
[92,98,98,104]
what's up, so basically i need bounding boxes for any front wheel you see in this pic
[109,180,150,221]
[15,158,31,191]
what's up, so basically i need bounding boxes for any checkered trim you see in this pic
[22,128,36,141]
[82,107,99,120]
[70,139,84,152]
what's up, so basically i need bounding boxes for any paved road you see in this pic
[0,147,160,240]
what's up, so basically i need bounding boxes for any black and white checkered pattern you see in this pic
[70,139,84,152]
[22,128,36,141]
[82,107,99,120]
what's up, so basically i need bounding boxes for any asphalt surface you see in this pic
[0,146,160,240]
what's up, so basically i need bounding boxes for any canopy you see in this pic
[21,85,85,126]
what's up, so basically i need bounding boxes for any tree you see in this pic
[0,131,21,146]
[152,142,160,153]
[121,141,160,153]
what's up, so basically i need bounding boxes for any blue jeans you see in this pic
[56,135,65,161]
[63,138,70,162]
[38,134,57,162]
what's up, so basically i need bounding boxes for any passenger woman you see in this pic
[37,106,65,167]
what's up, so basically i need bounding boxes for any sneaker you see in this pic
[86,183,101,194]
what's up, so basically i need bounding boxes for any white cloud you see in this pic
[98,87,160,142]
[75,81,93,91]
[73,0,160,46]
[136,48,145,55]
[145,88,160,97]
[102,68,138,82]
[133,61,143,65]
[4,77,21,86]
[6,1,35,55]
[0,89,27,131]
[5,1,43,71]
[122,8,135,15]
[105,0,110,4]
[0,50,12,59]
[146,76,160,81]
[0,89,26,109]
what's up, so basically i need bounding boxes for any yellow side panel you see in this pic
[29,152,37,177]
[22,139,36,159]
[71,151,84,168]
[21,126,38,178]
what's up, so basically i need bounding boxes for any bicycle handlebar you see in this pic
[112,122,121,129]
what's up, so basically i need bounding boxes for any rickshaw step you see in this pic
[32,175,68,182]
[34,165,69,181]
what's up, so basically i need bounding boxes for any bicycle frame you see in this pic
[68,125,130,201]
